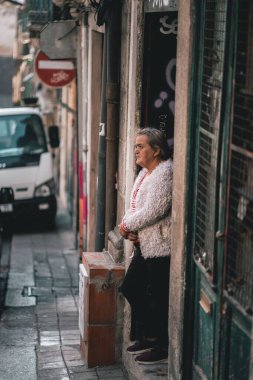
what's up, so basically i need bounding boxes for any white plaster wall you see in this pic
[0,3,17,57]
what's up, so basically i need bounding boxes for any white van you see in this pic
[0,107,59,225]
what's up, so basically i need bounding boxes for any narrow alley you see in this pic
[0,205,127,380]
[1,0,253,378]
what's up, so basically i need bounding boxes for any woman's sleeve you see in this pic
[123,166,173,231]
[119,170,144,230]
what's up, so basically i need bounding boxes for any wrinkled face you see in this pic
[134,135,159,170]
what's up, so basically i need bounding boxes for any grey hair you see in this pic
[136,128,171,160]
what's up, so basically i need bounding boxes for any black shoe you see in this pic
[127,341,153,355]
[135,347,168,364]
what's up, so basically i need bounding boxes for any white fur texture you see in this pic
[123,159,173,259]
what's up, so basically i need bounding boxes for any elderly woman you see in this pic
[119,127,173,365]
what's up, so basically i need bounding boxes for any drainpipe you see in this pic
[77,12,89,255]
[82,12,89,252]
[104,1,121,249]
[95,26,108,251]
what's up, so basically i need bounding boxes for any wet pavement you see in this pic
[0,205,128,380]
[0,230,11,315]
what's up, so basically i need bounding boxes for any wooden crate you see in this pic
[80,251,125,367]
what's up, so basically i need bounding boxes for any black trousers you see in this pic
[119,246,170,349]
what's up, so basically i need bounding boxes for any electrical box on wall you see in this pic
[79,251,125,368]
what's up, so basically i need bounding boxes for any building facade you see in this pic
[0,1,17,107]
[12,0,253,379]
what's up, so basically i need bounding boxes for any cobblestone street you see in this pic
[0,206,128,380]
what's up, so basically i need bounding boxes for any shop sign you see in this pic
[144,0,178,12]
[40,20,77,60]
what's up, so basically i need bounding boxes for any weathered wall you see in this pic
[0,3,17,57]
[0,3,17,107]
[168,0,194,378]
[108,0,134,365]
[117,1,146,379]
[108,0,133,263]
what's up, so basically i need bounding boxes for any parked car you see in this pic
[0,107,59,226]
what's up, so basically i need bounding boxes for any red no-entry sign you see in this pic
[34,50,76,88]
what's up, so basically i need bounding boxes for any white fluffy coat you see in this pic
[123,159,173,259]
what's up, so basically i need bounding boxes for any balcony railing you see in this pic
[27,0,53,35]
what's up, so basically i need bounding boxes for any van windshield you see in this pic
[0,114,48,158]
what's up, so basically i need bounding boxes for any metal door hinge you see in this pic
[199,290,213,315]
